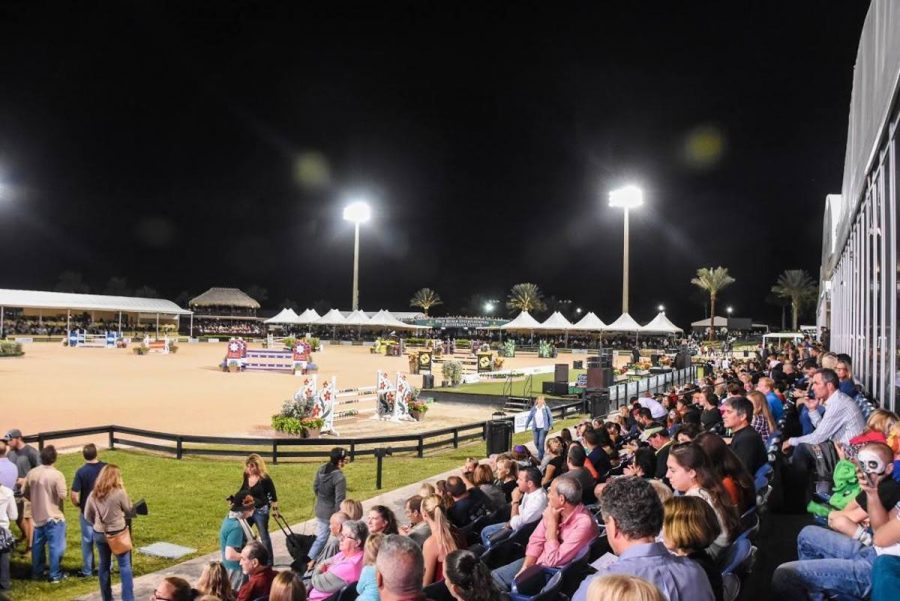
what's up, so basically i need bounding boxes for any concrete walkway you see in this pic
[75,463,469,601]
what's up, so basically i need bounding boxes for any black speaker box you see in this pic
[554,364,569,383]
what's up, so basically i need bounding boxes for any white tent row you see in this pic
[493,310,682,334]
[265,308,321,325]
[313,308,428,330]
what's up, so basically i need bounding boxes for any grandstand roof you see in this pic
[189,287,260,309]
[0,288,191,315]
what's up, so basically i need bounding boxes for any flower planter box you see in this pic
[410,410,423,421]
[302,427,321,439]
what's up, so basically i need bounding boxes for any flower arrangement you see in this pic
[442,360,463,386]
[409,399,429,414]
[493,356,505,370]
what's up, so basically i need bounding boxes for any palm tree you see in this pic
[690,267,735,341]
[409,288,443,316]
[771,269,818,331]
[506,283,547,315]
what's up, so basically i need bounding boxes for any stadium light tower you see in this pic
[609,185,644,314]
[343,200,371,311]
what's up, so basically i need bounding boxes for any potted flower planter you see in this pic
[302,427,321,439]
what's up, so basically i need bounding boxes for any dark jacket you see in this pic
[313,464,347,520]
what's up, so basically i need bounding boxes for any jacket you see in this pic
[313,464,347,520]
[525,405,553,431]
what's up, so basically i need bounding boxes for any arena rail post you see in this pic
[272,441,278,465]
[453,428,459,449]
[417,436,424,458]
[37,434,44,451]
[176,436,183,460]
[108,426,115,451]
[350,443,356,461]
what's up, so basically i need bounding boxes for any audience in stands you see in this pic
[400,496,430,547]
[375,534,427,601]
[355,532,383,601]
[444,549,505,601]
[197,561,237,601]
[479,466,547,547]
[420,494,462,586]
[695,432,756,514]
[563,444,597,505]
[446,477,489,528]
[237,541,276,601]
[367,505,400,536]
[307,519,366,601]
[721,396,768,477]
[269,570,307,601]
[662,496,724,601]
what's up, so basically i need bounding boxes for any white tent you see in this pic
[691,316,728,328]
[265,308,300,325]
[295,308,321,325]
[641,312,683,334]
[536,311,574,330]
[367,309,426,330]
[498,311,542,330]
[604,313,644,333]
[572,311,607,332]
[343,310,372,326]
[316,309,348,326]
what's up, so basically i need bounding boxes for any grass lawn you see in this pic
[12,416,585,600]
[451,370,585,397]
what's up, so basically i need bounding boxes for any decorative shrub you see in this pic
[0,341,23,357]
[409,399,429,414]
[455,339,471,348]
[442,360,463,386]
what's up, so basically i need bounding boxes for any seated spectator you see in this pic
[444,549,505,601]
[375,534,427,601]
[152,577,199,601]
[623,447,658,480]
[826,442,898,544]
[472,464,506,511]
[722,396,768,477]
[676,423,702,444]
[237,541,277,601]
[746,391,776,441]
[356,532,383,601]
[572,477,713,601]
[663,496,724,601]
[640,424,674,487]
[421,494,464,586]
[446,476,489,528]
[835,359,857,396]
[583,429,612,483]
[401,496,431,547]
[197,561,237,601]
[695,432,756,514]
[460,457,479,488]
[666,444,740,559]
[480,467,548,547]
[308,519,367,601]
[756,377,785,423]
[269,570,307,601]
[340,499,363,520]
[563,444,597,505]
[511,445,539,469]
[698,390,723,432]
[306,512,350,575]
[367,505,400,535]
[605,422,623,449]
[495,457,518,502]
[541,437,567,487]
[637,390,668,420]
[586,574,666,601]
[491,477,598,590]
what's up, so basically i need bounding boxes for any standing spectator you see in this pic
[84,464,134,601]
[572,477,713,601]
[5,428,39,554]
[23,445,67,583]
[268,570,307,601]
[375,534,426,601]
[310,448,348,561]
[196,561,237,601]
[0,442,16,492]
[525,396,553,461]
[444,549,505,601]
[308,519,367,601]
[237,541,277,601]
[220,491,256,591]
[722,396,768,477]
[241,454,278,565]
[71,443,106,578]
[0,477,17,592]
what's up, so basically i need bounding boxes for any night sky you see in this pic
[0,1,871,326]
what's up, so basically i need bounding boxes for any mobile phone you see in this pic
[853,458,875,487]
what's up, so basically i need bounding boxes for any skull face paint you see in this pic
[857,450,887,476]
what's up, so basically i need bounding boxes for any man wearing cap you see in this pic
[310,448,348,561]
[5,428,39,553]
[641,424,673,488]
[221,490,256,591]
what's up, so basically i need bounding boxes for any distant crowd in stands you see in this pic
[194,319,264,336]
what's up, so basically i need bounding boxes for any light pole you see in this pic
[343,200,371,311]
[609,185,644,314]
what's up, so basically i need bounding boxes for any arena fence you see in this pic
[22,399,586,464]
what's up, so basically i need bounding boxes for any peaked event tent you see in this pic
[367,309,427,330]
[295,309,321,325]
[641,312,684,334]
[604,313,645,333]
[343,310,372,326]
[265,308,300,324]
[536,311,574,330]
[572,312,607,332]
[498,311,542,330]
[316,309,348,326]
[691,316,729,329]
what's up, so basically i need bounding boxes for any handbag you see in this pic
[0,527,14,553]
[106,527,133,555]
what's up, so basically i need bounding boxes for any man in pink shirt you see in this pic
[491,476,598,589]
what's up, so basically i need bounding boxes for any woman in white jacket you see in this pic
[0,482,18,591]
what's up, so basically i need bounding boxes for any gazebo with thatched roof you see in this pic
[189,287,263,335]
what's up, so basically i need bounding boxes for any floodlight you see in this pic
[608,185,644,209]
[343,201,371,224]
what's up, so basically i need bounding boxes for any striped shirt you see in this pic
[788,390,866,448]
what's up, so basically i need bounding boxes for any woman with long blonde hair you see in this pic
[196,561,236,601]
[241,453,278,564]
[421,494,462,586]
[85,464,134,601]
[747,390,776,439]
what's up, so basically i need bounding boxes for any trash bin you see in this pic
[422,373,435,389]
[486,415,513,455]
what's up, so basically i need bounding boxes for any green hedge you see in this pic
[0,341,24,357]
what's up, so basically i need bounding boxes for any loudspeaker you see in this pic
[554,364,569,383]
[675,351,692,370]
[650,354,660,366]
[542,381,568,395]
[587,367,614,389]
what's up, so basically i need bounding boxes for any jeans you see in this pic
[480,522,511,548]
[79,512,96,576]
[94,531,134,601]
[872,555,900,601]
[252,506,273,565]
[32,519,66,581]
[533,428,548,461]
[307,518,330,562]
[771,525,876,600]
[491,557,525,590]
[0,550,9,590]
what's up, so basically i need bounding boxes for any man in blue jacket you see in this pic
[525,396,553,460]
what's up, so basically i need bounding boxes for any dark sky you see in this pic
[0,1,871,326]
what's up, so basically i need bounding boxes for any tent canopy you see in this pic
[295,308,321,325]
[343,310,371,326]
[571,311,607,332]
[536,311,574,331]
[498,311,542,330]
[641,312,683,334]
[316,309,348,326]
[265,308,300,324]
[605,313,644,333]
[691,316,728,328]
[0,288,191,316]
[367,309,427,330]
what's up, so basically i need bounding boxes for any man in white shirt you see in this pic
[636,391,667,420]
[480,467,548,547]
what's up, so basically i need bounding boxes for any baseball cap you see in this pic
[640,426,665,443]
[330,447,348,462]
[3,429,22,441]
